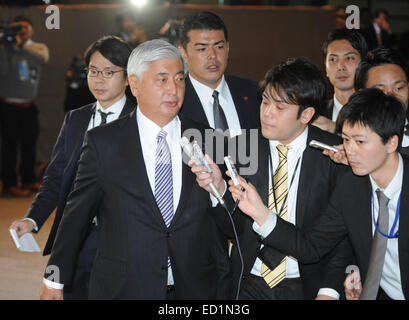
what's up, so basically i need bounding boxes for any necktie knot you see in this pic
[98,110,114,125]
[212,90,219,101]
[212,90,228,132]
[276,144,291,159]
[376,189,390,209]
[157,129,168,142]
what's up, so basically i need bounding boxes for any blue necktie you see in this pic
[154,129,174,227]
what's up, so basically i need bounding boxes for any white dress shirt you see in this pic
[252,127,339,298]
[137,107,183,286]
[189,75,242,138]
[87,94,127,130]
[251,126,307,279]
[369,154,405,300]
[331,95,343,122]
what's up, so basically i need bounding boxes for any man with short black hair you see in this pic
[178,11,261,137]
[191,57,349,300]
[10,35,135,299]
[230,88,409,300]
[313,28,368,133]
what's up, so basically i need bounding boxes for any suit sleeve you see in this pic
[25,112,71,231]
[45,131,103,286]
[261,184,349,264]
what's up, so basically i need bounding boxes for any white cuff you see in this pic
[43,278,64,290]
[317,288,340,300]
[252,210,277,239]
[23,218,38,232]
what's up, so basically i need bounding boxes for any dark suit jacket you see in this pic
[361,24,397,50]
[211,125,349,299]
[46,112,231,299]
[263,154,409,299]
[25,98,135,255]
[180,75,261,130]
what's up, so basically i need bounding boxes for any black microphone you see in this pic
[180,137,225,205]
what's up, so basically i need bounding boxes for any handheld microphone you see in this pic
[180,137,225,205]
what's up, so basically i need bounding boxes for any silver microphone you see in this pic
[180,136,225,205]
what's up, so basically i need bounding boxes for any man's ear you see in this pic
[386,134,399,154]
[128,75,139,98]
[300,106,316,124]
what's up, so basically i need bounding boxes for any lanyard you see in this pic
[268,147,301,216]
[371,186,400,239]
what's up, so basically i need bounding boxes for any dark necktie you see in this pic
[98,110,114,125]
[360,189,390,300]
[212,90,228,132]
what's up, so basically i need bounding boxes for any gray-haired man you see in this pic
[40,39,230,300]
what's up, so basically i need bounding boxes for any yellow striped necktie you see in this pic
[261,144,290,288]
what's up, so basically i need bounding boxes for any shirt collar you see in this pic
[136,106,180,142]
[189,74,227,104]
[96,94,126,115]
[333,94,343,112]
[373,22,381,34]
[269,126,309,156]
[369,154,403,202]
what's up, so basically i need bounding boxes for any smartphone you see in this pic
[309,140,339,152]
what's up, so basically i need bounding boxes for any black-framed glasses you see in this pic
[85,67,125,79]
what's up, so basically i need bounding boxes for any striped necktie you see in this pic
[261,144,290,288]
[154,129,174,227]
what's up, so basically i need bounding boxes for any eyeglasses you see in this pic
[85,67,125,79]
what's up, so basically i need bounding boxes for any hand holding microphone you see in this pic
[181,137,225,205]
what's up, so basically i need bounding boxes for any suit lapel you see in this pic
[225,76,247,129]
[169,118,197,228]
[251,133,270,206]
[69,103,96,166]
[123,111,166,227]
[295,128,316,228]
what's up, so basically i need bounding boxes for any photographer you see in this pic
[0,16,49,197]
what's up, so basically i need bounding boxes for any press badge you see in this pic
[17,59,30,81]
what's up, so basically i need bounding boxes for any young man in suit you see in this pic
[178,11,261,137]
[10,35,135,299]
[40,39,230,300]
[191,57,349,299]
[313,28,368,133]
[325,47,409,164]
[230,88,409,300]
[355,47,409,155]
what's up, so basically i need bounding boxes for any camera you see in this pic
[0,24,22,44]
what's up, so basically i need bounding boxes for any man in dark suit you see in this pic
[312,29,368,133]
[178,11,261,136]
[40,39,230,300]
[361,9,397,51]
[230,88,409,300]
[10,36,135,299]
[191,57,349,299]
[354,47,409,156]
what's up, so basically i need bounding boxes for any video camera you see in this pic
[0,24,22,44]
